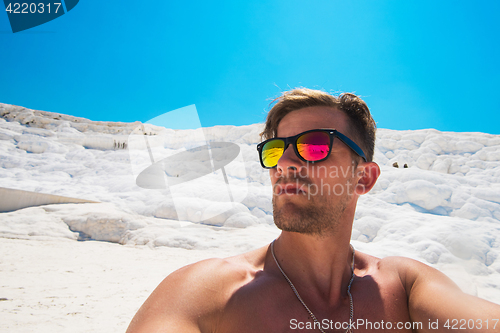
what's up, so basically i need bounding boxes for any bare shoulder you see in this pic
[372,254,461,293]
[126,245,269,333]
[358,252,463,290]
[357,253,500,332]
[352,251,412,292]
[352,251,463,299]
[353,250,412,277]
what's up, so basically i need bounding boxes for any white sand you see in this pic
[0,237,236,333]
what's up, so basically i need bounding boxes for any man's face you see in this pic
[270,106,362,236]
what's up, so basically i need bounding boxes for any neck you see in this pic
[271,231,355,306]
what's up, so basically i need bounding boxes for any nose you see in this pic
[276,143,302,175]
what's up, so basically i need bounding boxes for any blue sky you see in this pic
[1,1,499,133]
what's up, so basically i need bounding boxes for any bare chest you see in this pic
[215,273,412,333]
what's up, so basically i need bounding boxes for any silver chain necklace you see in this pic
[271,240,355,333]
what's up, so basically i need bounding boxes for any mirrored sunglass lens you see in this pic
[262,139,285,167]
[297,131,330,161]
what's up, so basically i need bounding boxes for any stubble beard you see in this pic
[272,182,351,237]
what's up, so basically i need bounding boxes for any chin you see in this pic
[272,196,346,236]
[273,205,327,235]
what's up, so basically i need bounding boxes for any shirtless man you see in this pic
[127,88,500,332]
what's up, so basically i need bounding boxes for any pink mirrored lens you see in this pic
[296,131,330,161]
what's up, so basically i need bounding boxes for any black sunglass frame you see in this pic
[256,129,367,169]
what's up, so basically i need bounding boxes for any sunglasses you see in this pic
[257,129,367,169]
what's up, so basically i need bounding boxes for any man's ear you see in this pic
[355,162,380,195]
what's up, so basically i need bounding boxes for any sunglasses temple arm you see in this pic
[335,133,367,162]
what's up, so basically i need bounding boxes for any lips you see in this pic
[274,182,308,195]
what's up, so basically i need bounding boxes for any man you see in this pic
[127,88,500,332]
